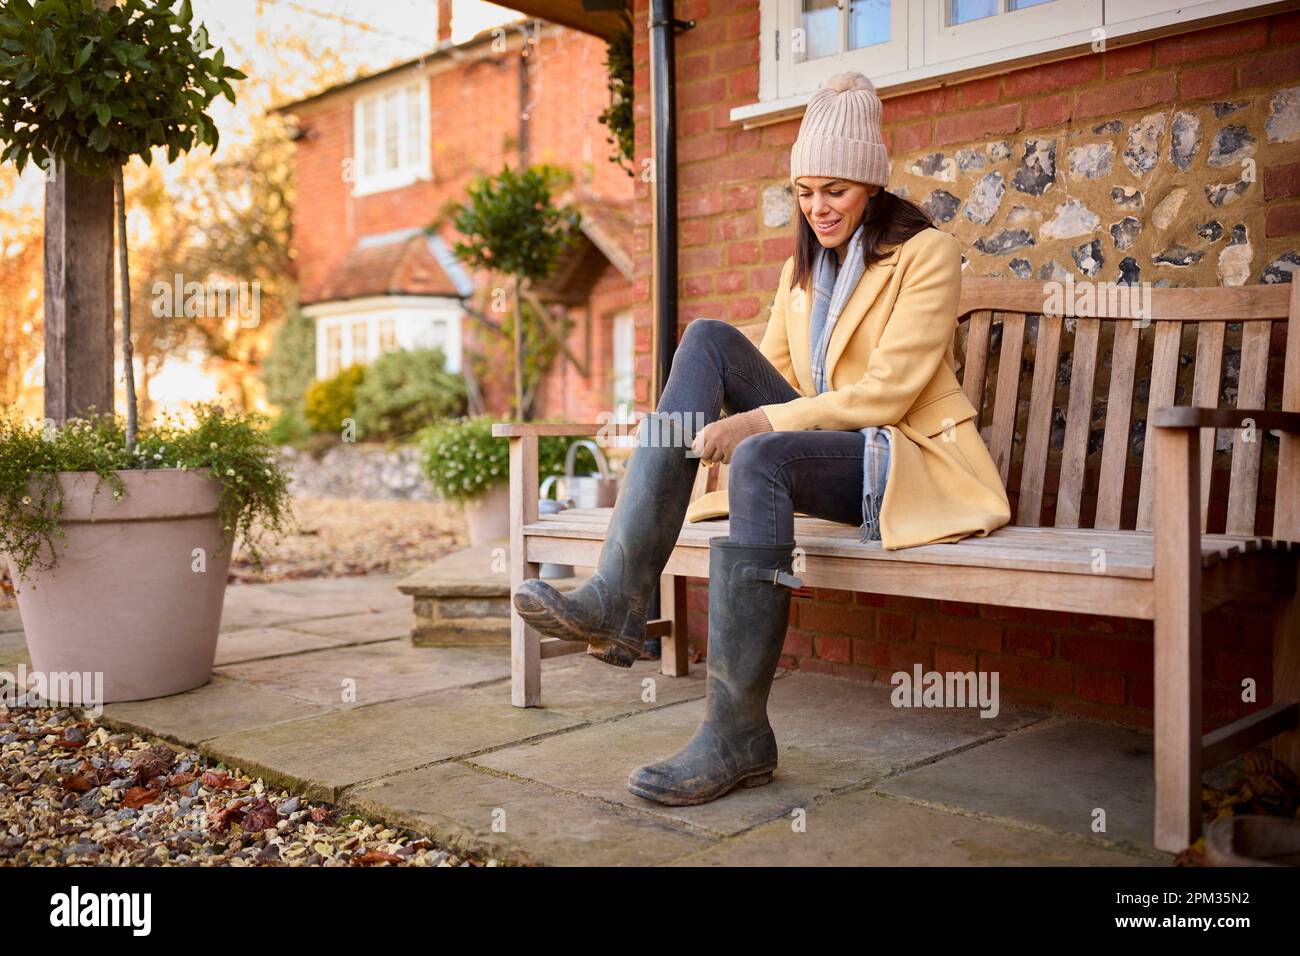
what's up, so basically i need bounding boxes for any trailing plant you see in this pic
[598,6,635,177]
[418,415,601,503]
[0,404,292,584]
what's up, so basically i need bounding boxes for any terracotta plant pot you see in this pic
[5,469,231,703]
[462,480,510,547]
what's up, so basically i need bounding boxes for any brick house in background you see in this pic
[505,0,1300,730]
[276,3,639,425]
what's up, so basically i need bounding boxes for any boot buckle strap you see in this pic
[743,566,802,589]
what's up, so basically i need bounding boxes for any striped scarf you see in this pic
[807,220,891,544]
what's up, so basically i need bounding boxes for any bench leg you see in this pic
[1153,426,1203,853]
[1271,558,1300,773]
[508,436,541,707]
[659,574,690,677]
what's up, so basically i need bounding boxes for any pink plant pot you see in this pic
[463,480,510,547]
[5,469,231,703]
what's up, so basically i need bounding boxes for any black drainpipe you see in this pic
[648,1,694,403]
[645,0,694,643]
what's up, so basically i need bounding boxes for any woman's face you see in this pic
[795,178,879,252]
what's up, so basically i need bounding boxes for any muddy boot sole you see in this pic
[626,765,776,805]
[512,581,643,667]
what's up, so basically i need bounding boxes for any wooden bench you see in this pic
[494,276,1300,853]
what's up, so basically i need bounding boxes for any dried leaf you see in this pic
[122,787,160,810]
[200,769,230,788]
[61,773,94,794]
[353,850,403,865]
[208,805,246,832]
[309,806,333,824]
[168,771,196,788]
[243,798,277,833]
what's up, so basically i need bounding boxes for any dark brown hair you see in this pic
[790,187,934,292]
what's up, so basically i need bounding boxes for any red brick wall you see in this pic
[289,24,636,421]
[632,1,1300,732]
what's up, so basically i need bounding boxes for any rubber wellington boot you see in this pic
[512,412,700,667]
[626,536,801,804]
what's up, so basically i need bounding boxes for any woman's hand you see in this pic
[690,408,773,465]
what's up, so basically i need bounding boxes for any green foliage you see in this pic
[0,404,291,583]
[499,299,569,420]
[260,307,316,413]
[264,406,311,447]
[0,0,246,177]
[444,163,582,281]
[598,9,635,177]
[353,347,468,441]
[303,365,365,435]
[418,415,603,503]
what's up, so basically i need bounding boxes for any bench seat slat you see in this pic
[525,509,1282,581]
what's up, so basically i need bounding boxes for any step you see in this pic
[396,539,589,646]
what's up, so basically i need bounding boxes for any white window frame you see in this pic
[307,296,463,381]
[610,309,638,448]
[739,0,1276,126]
[351,76,431,197]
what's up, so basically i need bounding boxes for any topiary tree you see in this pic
[0,0,245,450]
[439,163,582,421]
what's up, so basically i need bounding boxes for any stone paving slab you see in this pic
[214,627,348,666]
[215,640,510,707]
[218,574,406,632]
[474,672,1043,837]
[0,609,22,634]
[667,788,1157,866]
[531,655,708,721]
[199,684,585,802]
[281,608,411,643]
[877,717,1157,848]
[0,629,30,668]
[346,761,715,866]
[102,674,333,743]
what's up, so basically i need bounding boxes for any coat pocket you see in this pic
[902,388,979,439]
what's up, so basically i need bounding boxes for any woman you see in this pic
[513,72,1011,806]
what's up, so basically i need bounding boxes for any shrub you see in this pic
[353,347,468,440]
[264,406,311,447]
[303,365,365,434]
[260,308,317,414]
[418,415,604,503]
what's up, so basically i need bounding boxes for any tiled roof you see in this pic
[308,230,464,304]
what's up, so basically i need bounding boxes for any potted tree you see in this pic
[0,0,280,703]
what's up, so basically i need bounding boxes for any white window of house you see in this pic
[745,0,1271,121]
[378,317,398,354]
[350,320,370,366]
[352,77,430,196]
[323,323,344,378]
[611,310,637,449]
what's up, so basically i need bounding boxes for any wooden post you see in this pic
[43,163,115,423]
[1152,424,1203,853]
[509,433,541,707]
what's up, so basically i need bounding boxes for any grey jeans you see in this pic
[656,319,866,546]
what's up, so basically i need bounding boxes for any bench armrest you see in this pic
[1151,406,1300,433]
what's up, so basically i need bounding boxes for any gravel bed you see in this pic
[0,705,499,867]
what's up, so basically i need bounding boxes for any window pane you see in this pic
[325,326,343,377]
[351,321,369,365]
[406,85,423,169]
[361,98,378,179]
[948,0,998,25]
[800,0,840,60]
[1009,0,1052,8]
[848,0,890,49]
[378,318,398,353]
[383,90,401,172]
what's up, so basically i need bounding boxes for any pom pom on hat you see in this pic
[823,71,877,95]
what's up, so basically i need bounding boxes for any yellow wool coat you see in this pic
[687,226,1011,550]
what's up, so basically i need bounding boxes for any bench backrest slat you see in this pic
[1192,323,1227,531]
[1095,319,1140,530]
[962,310,993,413]
[1136,321,1184,532]
[1056,318,1101,529]
[1226,320,1273,534]
[1017,315,1062,526]
[988,312,1026,487]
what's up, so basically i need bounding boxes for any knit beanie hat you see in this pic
[789,71,890,188]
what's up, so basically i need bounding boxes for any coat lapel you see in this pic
[823,243,901,384]
[782,241,904,395]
